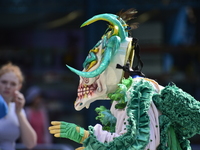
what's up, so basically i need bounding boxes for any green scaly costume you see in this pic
[87,77,200,150]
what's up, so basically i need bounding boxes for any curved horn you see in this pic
[81,14,127,41]
[67,14,126,78]
[66,48,112,78]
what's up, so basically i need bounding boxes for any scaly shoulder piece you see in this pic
[153,83,200,149]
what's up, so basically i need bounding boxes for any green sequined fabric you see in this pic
[153,83,200,150]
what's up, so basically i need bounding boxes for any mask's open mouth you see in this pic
[74,75,102,109]
[77,83,98,100]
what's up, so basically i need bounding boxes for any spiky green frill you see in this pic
[83,79,155,150]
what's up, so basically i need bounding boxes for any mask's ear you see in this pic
[116,38,145,78]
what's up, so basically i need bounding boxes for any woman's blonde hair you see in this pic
[0,62,24,84]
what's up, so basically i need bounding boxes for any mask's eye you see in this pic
[83,48,99,71]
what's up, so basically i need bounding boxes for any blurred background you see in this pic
[0,0,200,149]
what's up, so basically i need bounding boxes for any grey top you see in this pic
[0,102,25,150]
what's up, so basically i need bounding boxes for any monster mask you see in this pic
[67,13,135,111]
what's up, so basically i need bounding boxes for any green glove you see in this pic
[49,121,89,143]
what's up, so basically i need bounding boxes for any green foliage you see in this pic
[95,106,116,133]
[108,77,132,109]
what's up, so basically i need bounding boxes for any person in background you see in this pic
[25,86,52,144]
[0,62,37,150]
[0,95,8,119]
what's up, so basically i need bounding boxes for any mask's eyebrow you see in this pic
[83,48,99,71]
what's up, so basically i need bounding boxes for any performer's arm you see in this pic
[49,121,89,144]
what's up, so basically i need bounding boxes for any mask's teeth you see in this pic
[83,87,85,93]
[86,87,89,91]
[77,82,98,99]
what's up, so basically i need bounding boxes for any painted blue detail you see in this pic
[0,95,8,119]
[132,75,141,78]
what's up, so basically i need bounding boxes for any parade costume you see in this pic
[49,10,200,150]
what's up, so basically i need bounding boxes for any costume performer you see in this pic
[49,9,200,150]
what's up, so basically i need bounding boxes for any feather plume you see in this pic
[116,8,137,22]
[116,8,138,32]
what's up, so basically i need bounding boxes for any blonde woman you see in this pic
[0,62,37,150]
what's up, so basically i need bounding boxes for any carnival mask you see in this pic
[66,14,135,110]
